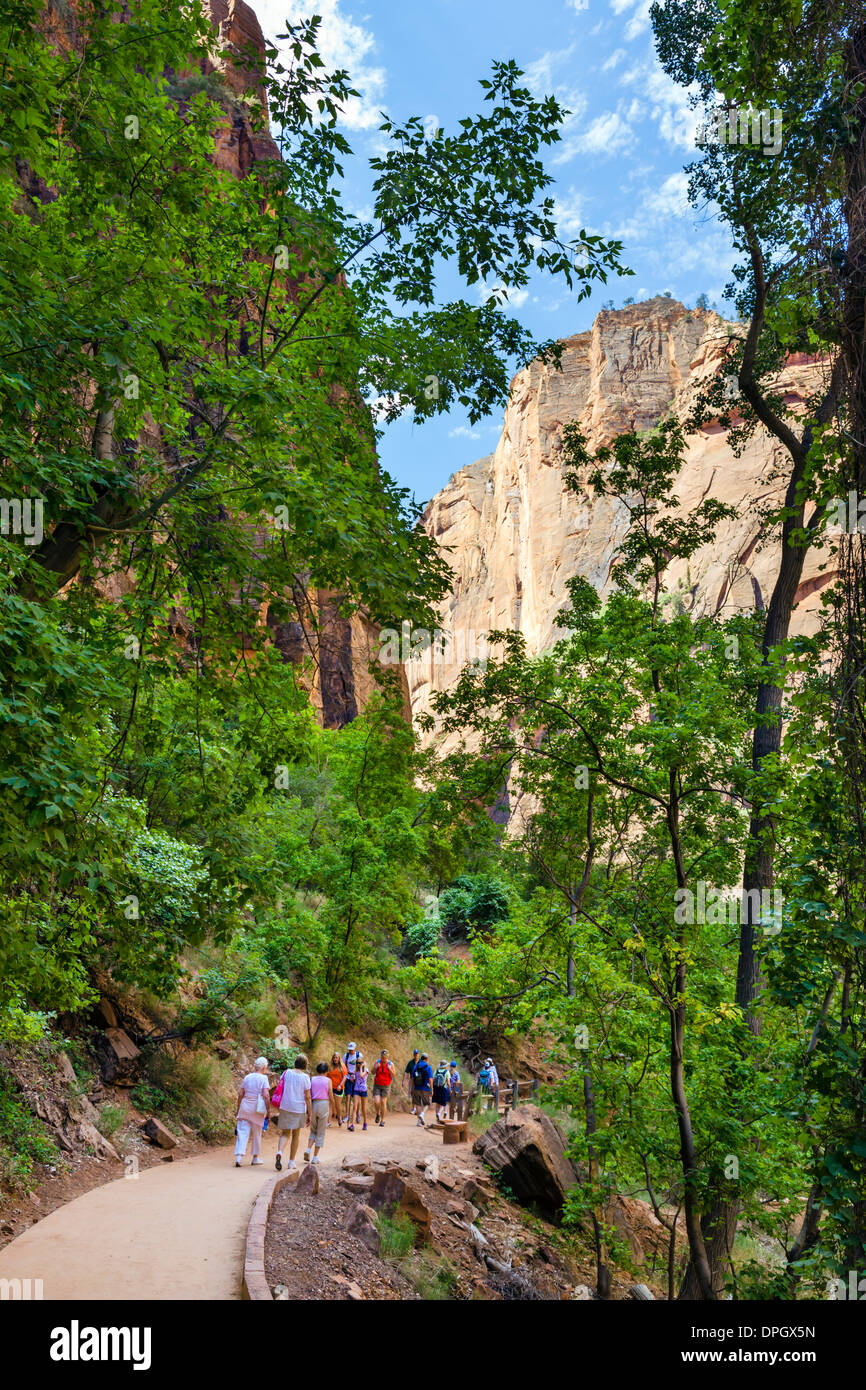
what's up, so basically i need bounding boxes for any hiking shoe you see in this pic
[311,1155,319,1164]
[363,1123,368,1131]
[251,1158,262,1166]
[287,1159,296,1171]
[235,1158,242,1167]
[275,1154,282,1171]
[347,1124,354,1131]
[303,1150,311,1162]
[417,1118,425,1127]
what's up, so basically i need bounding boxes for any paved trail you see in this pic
[0,1110,438,1300]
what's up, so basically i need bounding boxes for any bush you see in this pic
[98,1104,126,1139]
[143,1048,236,1142]
[403,1251,457,1299]
[438,875,509,941]
[130,1082,168,1113]
[376,1211,415,1258]
[402,914,440,960]
[0,1072,57,1190]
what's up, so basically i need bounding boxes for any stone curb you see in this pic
[243,1171,295,1300]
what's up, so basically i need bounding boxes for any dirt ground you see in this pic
[265,1115,593,1301]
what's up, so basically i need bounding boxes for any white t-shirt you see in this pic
[344,1050,359,1076]
[279,1069,311,1113]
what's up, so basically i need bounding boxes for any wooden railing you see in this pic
[450,1077,540,1120]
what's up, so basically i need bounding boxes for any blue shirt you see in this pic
[412,1062,433,1091]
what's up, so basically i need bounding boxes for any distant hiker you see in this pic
[343,1041,359,1123]
[447,1060,462,1119]
[234,1056,270,1167]
[478,1056,499,1111]
[432,1059,451,1122]
[327,1052,347,1127]
[373,1049,395,1126]
[350,1052,369,1131]
[412,1051,433,1126]
[304,1062,333,1163]
[274,1053,312,1172]
[405,1048,420,1111]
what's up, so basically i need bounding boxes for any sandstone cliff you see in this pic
[409,297,835,743]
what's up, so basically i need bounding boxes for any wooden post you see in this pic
[512,1078,519,1111]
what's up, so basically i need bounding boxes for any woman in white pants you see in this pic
[234,1056,270,1167]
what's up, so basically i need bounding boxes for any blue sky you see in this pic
[256,0,737,503]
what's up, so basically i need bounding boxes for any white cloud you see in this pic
[524,47,587,135]
[553,189,585,238]
[481,284,530,309]
[555,109,634,162]
[449,426,481,440]
[609,0,651,34]
[646,170,689,218]
[256,0,387,130]
[603,48,627,71]
[620,53,701,150]
[625,1,652,40]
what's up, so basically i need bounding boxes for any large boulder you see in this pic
[347,1202,381,1255]
[368,1169,432,1244]
[93,1027,140,1084]
[140,1116,177,1150]
[472,1104,577,1219]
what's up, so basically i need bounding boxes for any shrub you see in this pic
[402,914,440,960]
[438,875,509,941]
[130,1082,168,1113]
[403,1251,457,1299]
[98,1104,126,1138]
[0,1072,57,1190]
[376,1211,415,1258]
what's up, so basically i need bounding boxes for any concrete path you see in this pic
[0,1110,438,1299]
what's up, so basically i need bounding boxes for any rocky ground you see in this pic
[265,1107,676,1301]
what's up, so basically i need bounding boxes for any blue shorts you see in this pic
[344,1076,356,1096]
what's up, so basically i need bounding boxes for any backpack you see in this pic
[375,1058,392,1086]
[434,1065,449,1089]
[478,1066,491,1086]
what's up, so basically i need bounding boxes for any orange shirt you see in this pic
[327,1063,347,1090]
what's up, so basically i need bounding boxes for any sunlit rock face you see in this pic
[410,297,834,749]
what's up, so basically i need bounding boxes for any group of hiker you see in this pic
[234,1043,501,1170]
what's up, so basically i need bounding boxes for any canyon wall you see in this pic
[409,296,835,745]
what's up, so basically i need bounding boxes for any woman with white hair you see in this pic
[234,1056,271,1167]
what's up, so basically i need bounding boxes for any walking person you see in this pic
[447,1060,462,1119]
[351,1052,369,1131]
[404,1048,420,1112]
[343,1040,359,1126]
[234,1056,270,1167]
[432,1059,451,1122]
[274,1053,312,1172]
[411,1051,433,1127]
[372,1049,395,1126]
[327,1052,347,1127]
[304,1062,333,1163]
